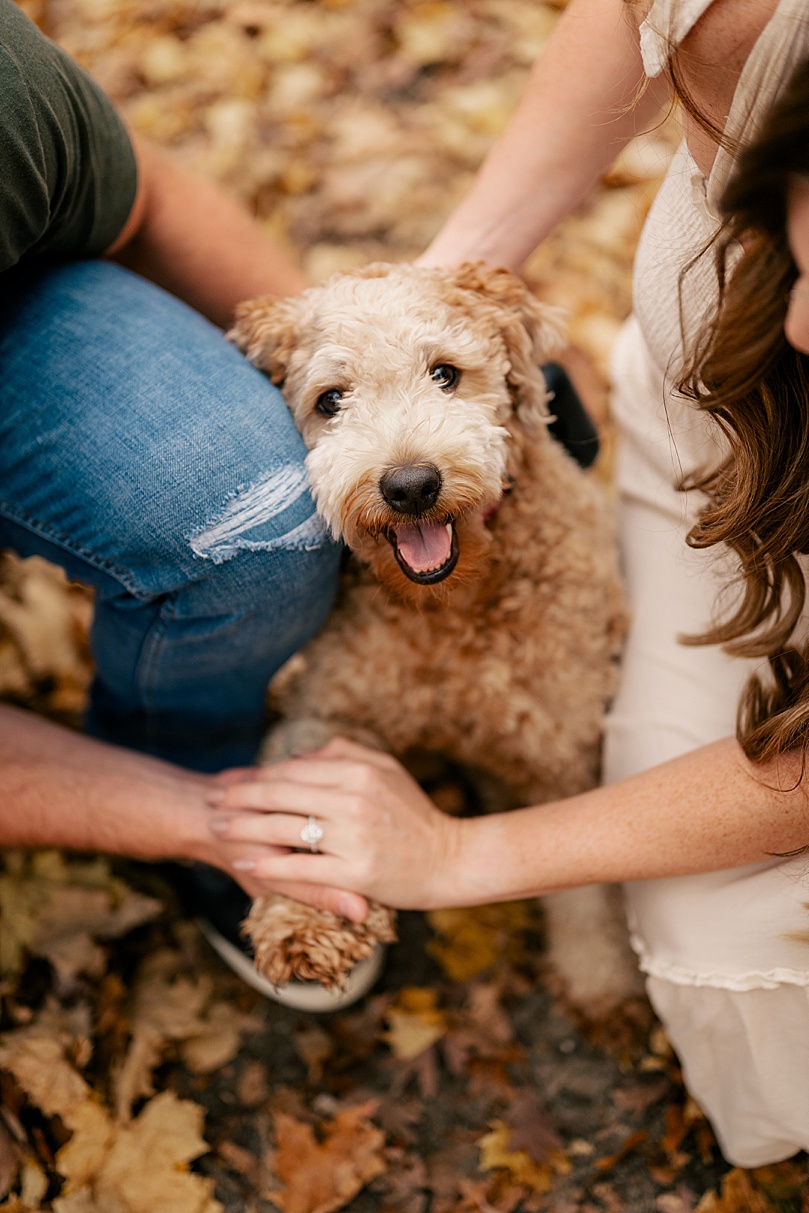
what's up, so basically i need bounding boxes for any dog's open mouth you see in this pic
[388,520,459,584]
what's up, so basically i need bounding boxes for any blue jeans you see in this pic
[0,261,341,772]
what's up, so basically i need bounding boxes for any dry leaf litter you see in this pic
[1,1,807,1210]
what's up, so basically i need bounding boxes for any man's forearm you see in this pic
[0,704,212,861]
[454,737,809,907]
[108,133,308,329]
[421,0,671,270]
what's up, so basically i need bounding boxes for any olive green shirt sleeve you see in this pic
[0,0,138,273]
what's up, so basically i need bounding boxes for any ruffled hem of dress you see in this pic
[629,931,809,991]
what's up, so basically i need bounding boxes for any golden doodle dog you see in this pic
[229,262,636,1017]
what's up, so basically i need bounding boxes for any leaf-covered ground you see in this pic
[1,1,808,1210]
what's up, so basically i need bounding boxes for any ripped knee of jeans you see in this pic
[189,464,330,565]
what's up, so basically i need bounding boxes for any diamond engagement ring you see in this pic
[300,816,324,853]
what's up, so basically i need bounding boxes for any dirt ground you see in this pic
[1,0,808,1210]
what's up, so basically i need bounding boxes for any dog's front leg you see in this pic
[243,716,397,994]
[541,883,644,1020]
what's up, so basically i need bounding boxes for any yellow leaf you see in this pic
[477,1122,570,1195]
[18,1162,47,1208]
[382,987,446,1060]
[55,1103,114,1191]
[427,903,534,981]
[96,1092,221,1213]
[0,1021,90,1124]
[52,1190,109,1213]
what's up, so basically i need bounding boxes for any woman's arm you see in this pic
[419,0,671,271]
[0,705,366,920]
[208,736,809,912]
[106,132,309,329]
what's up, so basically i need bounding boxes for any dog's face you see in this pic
[230,263,565,598]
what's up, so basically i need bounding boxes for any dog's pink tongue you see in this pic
[394,522,452,572]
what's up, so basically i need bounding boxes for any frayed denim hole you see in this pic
[189,465,329,565]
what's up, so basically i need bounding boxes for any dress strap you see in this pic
[639,0,715,77]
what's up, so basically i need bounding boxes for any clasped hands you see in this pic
[202,737,462,921]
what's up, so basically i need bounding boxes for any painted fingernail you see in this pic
[208,818,229,836]
[206,789,226,806]
[232,858,256,873]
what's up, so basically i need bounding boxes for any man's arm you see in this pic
[0,705,366,921]
[107,132,309,329]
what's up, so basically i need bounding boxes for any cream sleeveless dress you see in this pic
[604,0,809,1166]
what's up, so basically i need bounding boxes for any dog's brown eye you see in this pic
[315,389,343,417]
[430,364,460,391]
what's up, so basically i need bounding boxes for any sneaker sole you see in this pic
[198,919,386,1012]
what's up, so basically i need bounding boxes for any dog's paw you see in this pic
[244,893,397,991]
[259,718,338,764]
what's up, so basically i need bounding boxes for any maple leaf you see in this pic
[502,1092,565,1165]
[0,850,160,984]
[94,1091,221,1213]
[383,987,447,1061]
[695,1168,779,1213]
[477,1121,570,1195]
[269,1102,387,1213]
[55,1103,115,1191]
[0,1004,92,1126]
[114,948,262,1121]
[51,1091,221,1213]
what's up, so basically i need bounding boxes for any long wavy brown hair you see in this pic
[677,59,809,763]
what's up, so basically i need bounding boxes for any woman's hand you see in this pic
[207,738,463,912]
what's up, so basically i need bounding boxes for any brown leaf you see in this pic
[656,1190,697,1212]
[593,1130,648,1174]
[235,1060,270,1108]
[695,1169,779,1213]
[610,1077,670,1117]
[0,1119,19,1201]
[269,1102,387,1213]
[590,1181,628,1213]
[114,950,260,1121]
[292,1024,334,1084]
[371,1147,427,1213]
[502,1092,564,1165]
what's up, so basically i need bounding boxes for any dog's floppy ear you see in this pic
[450,262,568,432]
[227,295,301,385]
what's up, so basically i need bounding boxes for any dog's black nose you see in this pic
[380,465,441,515]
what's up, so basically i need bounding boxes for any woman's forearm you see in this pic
[453,737,809,906]
[421,0,671,270]
[209,735,809,912]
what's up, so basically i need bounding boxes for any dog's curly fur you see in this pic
[230,262,636,1015]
